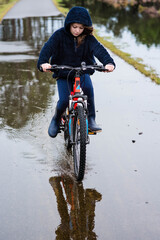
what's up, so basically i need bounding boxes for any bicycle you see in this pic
[48,62,107,181]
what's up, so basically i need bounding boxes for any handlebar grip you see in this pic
[39,66,43,72]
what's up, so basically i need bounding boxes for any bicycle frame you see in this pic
[68,72,88,145]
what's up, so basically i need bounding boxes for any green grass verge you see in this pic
[95,34,160,84]
[52,0,160,84]
[0,0,19,23]
[52,0,68,15]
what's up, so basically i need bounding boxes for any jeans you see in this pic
[56,74,94,114]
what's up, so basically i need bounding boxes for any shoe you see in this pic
[88,117,102,132]
[48,108,62,138]
[88,97,102,132]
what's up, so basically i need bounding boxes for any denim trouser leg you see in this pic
[80,74,95,119]
[56,78,71,112]
[56,74,95,117]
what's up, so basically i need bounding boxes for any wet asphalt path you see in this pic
[1,0,160,239]
[3,0,60,19]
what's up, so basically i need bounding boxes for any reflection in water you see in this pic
[1,3,159,131]
[0,16,64,130]
[0,16,64,50]
[49,176,102,239]
[59,0,160,47]
[58,0,160,77]
[0,60,55,129]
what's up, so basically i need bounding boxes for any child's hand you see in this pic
[40,63,52,72]
[104,64,115,72]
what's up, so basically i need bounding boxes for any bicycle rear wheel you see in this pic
[73,106,87,181]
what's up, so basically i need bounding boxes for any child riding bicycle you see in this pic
[37,6,116,138]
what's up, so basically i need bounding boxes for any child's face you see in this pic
[70,23,84,37]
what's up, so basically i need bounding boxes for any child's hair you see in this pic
[77,26,93,47]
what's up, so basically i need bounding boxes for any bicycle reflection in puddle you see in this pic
[49,176,102,239]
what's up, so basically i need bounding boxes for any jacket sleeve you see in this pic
[37,30,60,70]
[89,35,116,67]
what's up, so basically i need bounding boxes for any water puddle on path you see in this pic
[0,15,103,239]
[1,13,160,240]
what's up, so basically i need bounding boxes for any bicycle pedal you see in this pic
[88,131,97,135]
[88,128,102,135]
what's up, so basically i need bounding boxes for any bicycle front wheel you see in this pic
[73,106,87,181]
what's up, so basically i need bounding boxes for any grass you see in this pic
[0,0,19,23]
[52,0,68,15]
[95,33,160,84]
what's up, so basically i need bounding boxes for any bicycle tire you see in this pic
[73,105,87,181]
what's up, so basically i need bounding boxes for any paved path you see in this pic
[4,0,61,19]
[1,1,160,239]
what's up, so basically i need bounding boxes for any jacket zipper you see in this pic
[74,38,77,53]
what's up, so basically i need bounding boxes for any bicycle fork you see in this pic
[68,74,89,145]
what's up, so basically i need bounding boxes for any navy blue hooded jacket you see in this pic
[37,6,115,79]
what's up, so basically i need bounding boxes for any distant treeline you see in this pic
[57,0,160,17]
[98,0,160,17]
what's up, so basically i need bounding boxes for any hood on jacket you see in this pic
[64,6,92,31]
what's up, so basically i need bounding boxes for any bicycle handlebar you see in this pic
[40,62,108,72]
